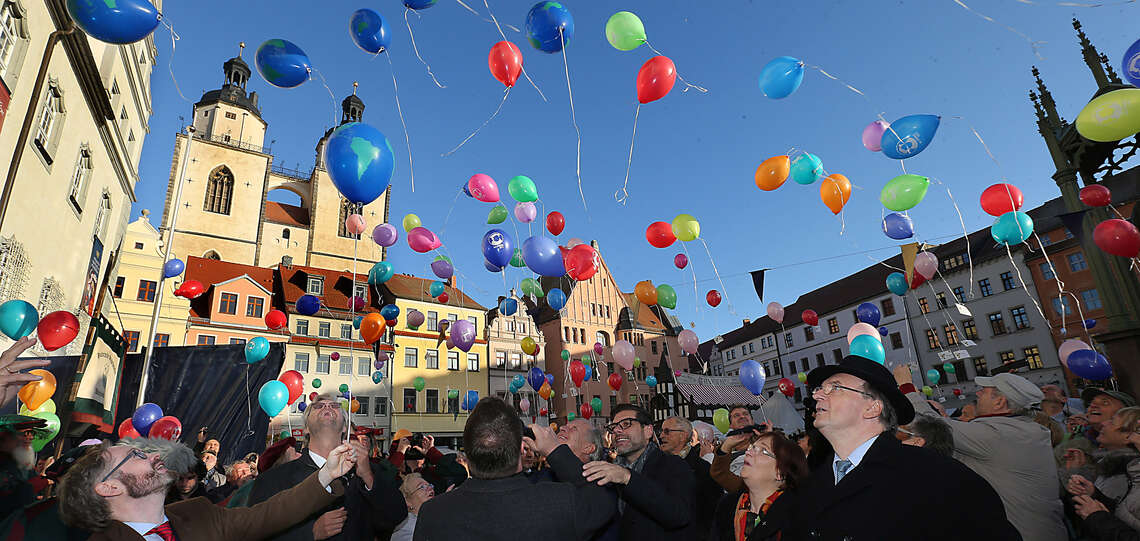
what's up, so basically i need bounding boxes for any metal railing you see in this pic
[192,132,270,154]
[270,162,314,181]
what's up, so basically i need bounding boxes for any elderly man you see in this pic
[657,416,693,457]
[896,414,955,458]
[660,415,722,536]
[1041,384,1069,424]
[1083,388,1136,436]
[200,450,226,490]
[0,415,45,519]
[559,419,606,464]
[788,355,1019,540]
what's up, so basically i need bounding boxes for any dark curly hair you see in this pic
[58,443,113,531]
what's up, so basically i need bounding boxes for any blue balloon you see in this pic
[991,211,1034,245]
[255,39,312,88]
[545,373,554,386]
[583,364,593,381]
[1067,350,1113,380]
[1085,318,1098,330]
[499,298,518,316]
[429,281,446,297]
[528,366,545,391]
[404,0,439,9]
[0,300,38,340]
[369,261,394,285]
[758,56,804,99]
[431,259,453,280]
[324,122,395,205]
[297,401,307,412]
[856,302,881,326]
[926,368,941,385]
[462,390,479,411]
[739,359,766,395]
[349,9,392,54]
[522,236,566,277]
[463,184,473,198]
[512,374,526,389]
[882,212,915,240]
[258,380,290,417]
[789,153,824,185]
[353,315,363,329]
[547,288,567,311]
[850,335,886,364]
[525,1,574,53]
[886,272,908,296]
[880,114,940,160]
[878,326,889,336]
[245,337,270,364]
[484,259,504,273]
[483,229,515,268]
[66,0,160,45]
[132,403,163,437]
[646,375,658,387]
[1123,37,1140,86]
[297,295,321,316]
[380,304,400,320]
[162,258,185,279]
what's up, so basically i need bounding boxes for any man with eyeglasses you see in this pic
[661,415,723,536]
[787,355,1019,540]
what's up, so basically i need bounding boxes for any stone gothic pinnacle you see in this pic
[1073,18,1110,89]
[1031,66,1062,129]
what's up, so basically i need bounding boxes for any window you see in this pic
[973,357,988,377]
[1068,252,1088,272]
[427,311,438,331]
[571,327,578,343]
[881,298,896,317]
[312,322,329,338]
[925,329,941,349]
[999,351,1016,364]
[563,327,569,342]
[34,84,62,160]
[605,306,611,319]
[336,355,351,375]
[952,287,966,304]
[918,297,929,314]
[1052,297,1074,316]
[113,276,124,297]
[943,253,969,271]
[741,345,746,356]
[282,228,290,240]
[153,333,169,348]
[295,353,310,372]
[336,198,362,239]
[826,318,839,334]
[246,297,264,318]
[468,353,480,371]
[591,303,597,317]
[295,319,308,335]
[749,343,755,353]
[316,355,331,374]
[580,328,586,344]
[596,331,608,347]
[341,324,352,339]
[962,319,978,340]
[1000,272,1017,291]
[979,279,993,297]
[197,335,215,345]
[136,280,156,302]
[404,347,418,367]
[787,361,796,375]
[800,358,809,371]
[890,332,904,349]
[218,293,238,314]
[403,389,417,412]
[510,353,521,368]
[374,399,387,416]
[447,313,458,323]
[306,276,324,296]
[1039,262,1056,281]
[804,326,815,342]
[423,389,439,413]
[1082,289,1103,310]
[356,396,370,416]
[519,322,527,334]
[651,341,658,354]
[785,333,793,348]
[224,111,237,120]
[0,3,27,79]
[203,166,234,215]
[1024,347,1043,369]
[815,353,825,367]
[67,146,92,211]
[443,351,455,370]
[1011,307,1030,330]
[124,331,140,352]
[496,351,506,367]
[229,338,245,345]
[936,292,947,309]
[832,348,842,362]
[944,324,959,346]
[358,357,370,376]
[988,313,1007,335]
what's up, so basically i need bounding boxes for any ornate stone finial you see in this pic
[352,81,358,96]
[1073,18,1089,47]
[1031,66,1063,129]
[1101,53,1122,84]
[1073,18,1109,88]
[239,42,245,58]
[1029,91,1046,123]
[141,209,150,217]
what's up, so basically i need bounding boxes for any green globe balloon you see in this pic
[656,284,677,309]
[414,377,426,392]
[339,383,350,393]
[560,349,570,361]
[633,358,640,368]
[508,175,538,202]
[590,397,603,413]
[510,248,527,268]
[313,378,322,388]
[280,430,291,439]
[943,362,956,374]
[448,389,459,399]
[568,413,577,421]
[605,11,646,51]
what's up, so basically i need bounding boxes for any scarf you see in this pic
[615,441,658,514]
[733,490,783,541]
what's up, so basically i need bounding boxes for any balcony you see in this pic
[192,132,270,154]
[271,162,314,181]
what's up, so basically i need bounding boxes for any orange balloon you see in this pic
[538,381,552,400]
[18,369,56,411]
[820,173,852,214]
[360,313,386,344]
[350,398,361,413]
[549,422,558,431]
[635,280,658,306]
[755,155,790,191]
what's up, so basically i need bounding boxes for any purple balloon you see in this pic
[407,310,425,327]
[431,259,454,280]
[372,223,399,247]
[450,319,477,352]
[544,373,554,386]
[862,120,890,152]
[374,358,385,369]
[351,296,366,311]
[674,253,688,269]
[514,202,537,223]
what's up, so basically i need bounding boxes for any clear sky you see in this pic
[134,0,1139,340]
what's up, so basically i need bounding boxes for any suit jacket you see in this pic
[245,449,406,541]
[684,447,724,537]
[413,445,616,541]
[88,471,342,541]
[616,444,696,541]
[785,434,1022,541]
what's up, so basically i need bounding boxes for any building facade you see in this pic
[108,211,190,352]
[487,291,544,424]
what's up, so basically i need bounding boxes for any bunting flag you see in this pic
[750,270,766,301]
[901,242,920,283]
[1059,211,1089,245]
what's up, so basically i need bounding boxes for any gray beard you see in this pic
[10,445,34,472]
[120,469,174,498]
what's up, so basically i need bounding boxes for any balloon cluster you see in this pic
[755,154,852,214]
[0,301,81,351]
[120,403,182,442]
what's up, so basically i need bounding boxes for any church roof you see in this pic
[264,201,310,227]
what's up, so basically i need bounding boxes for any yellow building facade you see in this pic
[106,211,189,352]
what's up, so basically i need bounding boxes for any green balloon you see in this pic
[582,353,592,363]
[434,255,452,264]
[590,397,603,413]
[339,383,349,393]
[605,11,646,51]
[712,408,730,434]
[414,377,426,392]
[510,248,527,268]
[656,284,677,309]
[403,213,422,232]
[447,389,459,399]
[312,378,322,388]
[922,385,934,397]
[279,430,291,439]
[30,412,60,452]
[507,175,538,202]
[522,278,543,297]
[487,205,508,225]
[19,398,56,416]
[560,349,570,361]
[568,413,577,421]
[633,358,640,368]
[879,174,930,211]
[943,362,955,374]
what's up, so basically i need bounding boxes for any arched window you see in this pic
[282,228,290,240]
[337,198,361,239]
[203,166,234,214]
[203,250,221,260]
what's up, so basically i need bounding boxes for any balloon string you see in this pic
[680,241,699,323]
[935,179,975,299]
[949,116,1007,180]
[950,0,1046,59]
[159,18,193,104]
[404,8,447,88]
[559,28,586,215]
[438,190,464,238]
[384,54,416,193]
[347,234,360,444]
[910,289,949,355]
[642,40,707,94]
[699,238,736,316]
[615,103,640,205]
[482,0,547,102]
[245,365,254,436]
[311,68,339,127]
[441,86,511,157]
[457,0,521,32]
[1005,242,1050,326]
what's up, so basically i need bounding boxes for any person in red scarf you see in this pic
[709,431,808,541]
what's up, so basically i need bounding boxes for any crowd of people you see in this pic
[4,336,1140,539]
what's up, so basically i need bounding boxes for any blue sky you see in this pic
[134,0,1139,339]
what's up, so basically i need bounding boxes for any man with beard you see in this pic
[0,415,45,520]
[57,439,356,541]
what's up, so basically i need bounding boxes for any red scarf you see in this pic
[732,490,783,541]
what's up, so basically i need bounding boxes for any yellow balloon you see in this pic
[1076,88,1140,143]
[18,398,56,416]
[712,407,730,433]
[402,213,422,232]
[521,336,537,355]
[671,214,700,242]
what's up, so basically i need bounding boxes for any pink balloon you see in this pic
[514,202,537,223]
[612,340,635,371]
[862,120,889,152]
[593,342,604,356]
[519,398,530,413]
[678,329,698,354]
[1058,339,1092,368]
[847,323,881,344]
[407,227,441,253]
[468,173,500,203]
[346,214,366,235]
[766,302,784,324]
[915,252,938,280]
[674,254,689,269]
[351,296,366,311]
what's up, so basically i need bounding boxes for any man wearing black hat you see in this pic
[786,355,1021,540]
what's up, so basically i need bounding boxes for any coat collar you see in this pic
[455,473,532,493]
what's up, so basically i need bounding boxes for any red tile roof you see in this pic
[264,201,310,227]
[383,274,487,311]
[279,264,374,316]
[184,256,275,318]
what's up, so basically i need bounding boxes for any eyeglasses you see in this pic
[745,441,776,460]
[659,428,687,437]
[811,381,874,399]
[101,448,148,483]
[309,401,340,411]
[605,418,639,434]
[414,482,433,493]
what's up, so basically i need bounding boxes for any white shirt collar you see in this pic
[309,450,327,468]
[123,514,168,541]
[833,434,878,476]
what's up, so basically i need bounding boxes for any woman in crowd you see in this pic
[1069,407,1140,540]
[392,472,435,541]
[709,431,809,541]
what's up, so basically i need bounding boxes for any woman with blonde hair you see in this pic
[1068,406,1140,540]
[391,472,435,541]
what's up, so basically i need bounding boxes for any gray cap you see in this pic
[975,373,1045,410]
[1081,388,1137,408]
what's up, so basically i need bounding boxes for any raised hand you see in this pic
[526,423,560,456]
[0,336,47,408]
[582,461,631,486]
[318,444,357,487]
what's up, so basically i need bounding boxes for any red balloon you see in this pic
[488,41,522,88]
[607,372,623,392]
[308,391,319,402]
[546,211,565,236]
[179,280,205,299]
[909,271,927,290]
[265,309,288,330]
[1094,219,1140,258]
[801,309,818,327]
[636,56,677,104]
[438,292,449,304]
[539,408,548,416]
[1080,184,1112,207]
[579,403,593,420]
[386,319,398,328]
[706,290,722,307]
[979,183,1024,217]
[118,418,140,439]
[37,311,79,352]
[148,416,182,440]
[953,388,963,397]
[777,378,795,398]
[569,360,585,387]
[279,370,304,404]
[564,244,599,281]
[646,221,676,248]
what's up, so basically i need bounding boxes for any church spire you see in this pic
[1073,19,1110,89]
[1031,66,1063,129]
[341,82,365,124]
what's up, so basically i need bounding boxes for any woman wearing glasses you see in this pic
[708,431,807,541]
[392,473,435,541]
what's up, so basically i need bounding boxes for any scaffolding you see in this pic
[0,235,30,303]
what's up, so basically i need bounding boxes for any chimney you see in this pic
[447,276,457,288]
[743,319,750,326]
[281,255,293,268]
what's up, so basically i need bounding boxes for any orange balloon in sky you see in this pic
[360,313,386,344]
[18,369,56,411]
[635,280,658,306]
[820,173,852,214]
[755,156,790,191]
[538,381,553,400]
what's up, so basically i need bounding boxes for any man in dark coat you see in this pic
[245,395,406,541]
[787,355,1021,541]
[414,397,616,540]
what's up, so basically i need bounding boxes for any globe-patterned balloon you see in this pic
[323,122,395,205]
[350,9,392,54]
[404,0,438,9]
[525,1,574,53]
[1122,37,1140,87]
[67,0,160,44]
[255,39,312,88]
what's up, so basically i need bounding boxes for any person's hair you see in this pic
[754,432,809,491]
[225,461,248,475]
[578,421,606,462]
[612,404,653,427]
[990,389,1032,417]
[664,415,693,436]
[1041,384,1067,399]
[464,397,523,479]
[200,449,216,457]
[58,443,113,531]
[909,414,955,458]
[1113,407,1140,433]
[729,406,753,418]
[861,381,899,431]
[399,472,427,500]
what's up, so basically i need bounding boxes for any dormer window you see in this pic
[307,275,324,296]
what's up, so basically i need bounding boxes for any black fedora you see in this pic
[806,355,915,425]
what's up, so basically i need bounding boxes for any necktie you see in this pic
[146,521,178,541]
[835,459,853,484]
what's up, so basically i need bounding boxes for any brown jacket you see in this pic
[710,451,745,494]
[87,471,343,541]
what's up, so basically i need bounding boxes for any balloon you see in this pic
[754,155,790,191]
[758,56,804,99]
[517,397,531,414]
[278,370,304,405]
[148,416,182,441]
[578,403,594,420]
[29,411,60,452]
[636,56,677,104]
[264,309,287,330]
[0,300,38,339]
[1075,88,1140,142]
[413,376,426,392]
[538,381,552,400]
[36,311,79,351]
[547,288,567,311]
[1069,350,1114,380]
[527,366,545,392]
[510,247,527,268]
[349,398,361,414]
[297,401,308,412]
[324,121,394,205]
[404,0,438,8]
[739,359,766,395]
[880,114,940,159]
[918,385,932,398]
[1080,184,1112,207]
[1058,339,1094,368]
[713,408,730,433]
[425,281,445,298]
[162,258,185,279]
[797,372,808,384]
[339,383,350,394]
[132,403,163,436]
[980,184,1025,217]
[368,261,394,286]
[801,310,819,327]
[508,175,539,202]
[567,238,585,248]
[850,334,885,364]
[67,0,160,44]
[646,221,676,248]
[481,229,515,268]
[522,236,566,277]
[544,373,554,386]
[176,280,205,299]
[408,227,442,253]
[635,281,658,305]
[862,120,890,152]
[882,212,915,240]
[847,323,880,344]
[296,295,320,316]
[605,11,645,51]
[645,375,658,387]
[880,174,930,211]
[790,153,824,185]
[372,224,399,247]
[331,352,341,361]
[613,340,635,370]
[1085,318,1098,330]
[914,252,938,280]
[671,214,700,242]
[766,302,784,324]
[514,202,538,223]
[678,329,699,355]
[17,369,55,411]
[607,372,624,392]
[926,369,941,385]
[546,211,565,236]
[560,349,571,361]
[350,9,392,54]
[656,284,677,309]
[254,39,311,88]
[244,337,270,364]
[379,304,400,321]
[991,211,1034,246]
[942,362,956,374]
[820,174,852,214]
[582,364,593,382]
[563,244,599,281]
[402,214,421,232]
[118,418,140,439]
[674,254,689,269]
[258,380,289,417]
[879,326,889,336]
[485,205,509,226]
[345,214,367,236]
[1095,219,1140,258]
[953,388,963,397]
[407,310,425,328]
[488,41,523,87]
[706,290,722,307]
[526,1,574,53]
[18,398,55,416]
[886,272,908,296]
[360,313,386,344]
[1124,38,1140,86]
[467,173,500,203]
[493,298,517,319]
[778,378,795,397]
[521,278,544,297]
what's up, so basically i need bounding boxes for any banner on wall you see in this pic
[80,237,104,317]
[69,314,127,433]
